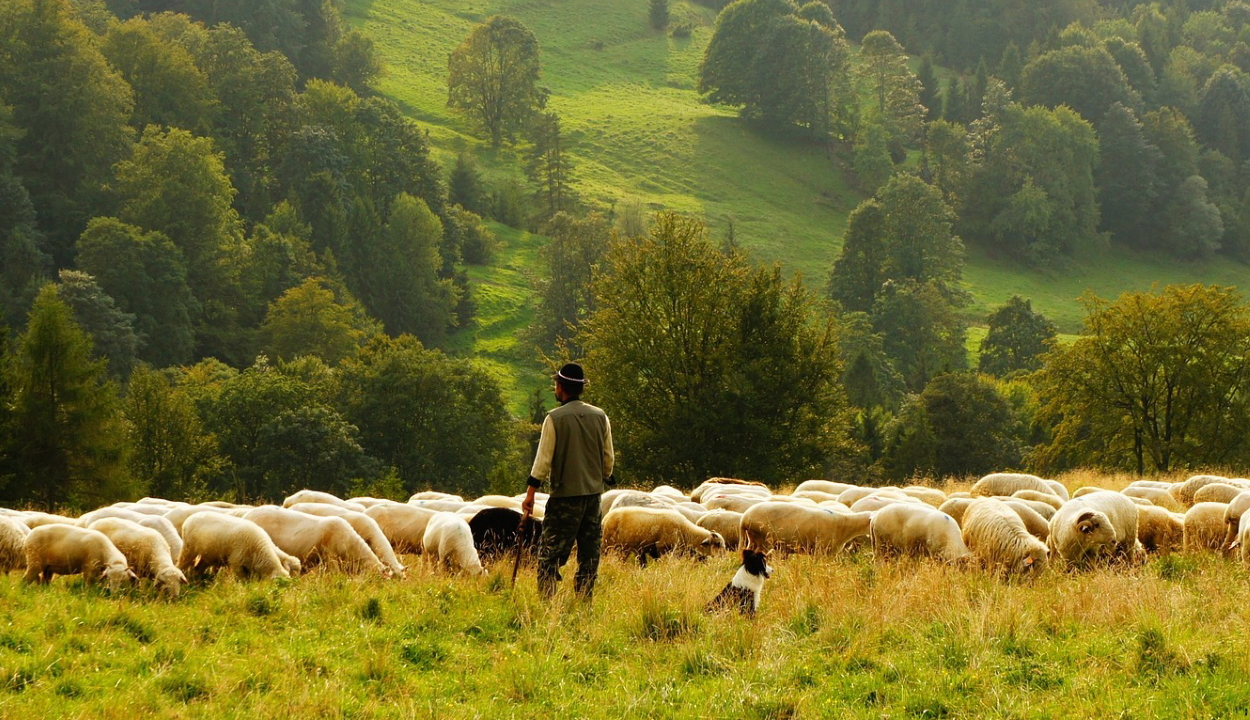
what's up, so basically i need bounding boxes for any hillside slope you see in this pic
[346,0,1250,408]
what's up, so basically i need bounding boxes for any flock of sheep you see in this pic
[0,471,1244,597]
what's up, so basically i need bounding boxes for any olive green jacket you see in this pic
[528,400,615,497]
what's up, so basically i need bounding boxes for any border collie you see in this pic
[705,548,772,617]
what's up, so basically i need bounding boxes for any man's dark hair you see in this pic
[557,377,584,399]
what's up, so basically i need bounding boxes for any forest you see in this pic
[1,0,1250,508]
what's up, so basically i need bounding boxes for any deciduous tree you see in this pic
[447,16,547,146]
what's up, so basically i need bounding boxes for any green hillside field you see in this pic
[345,0,1250,411]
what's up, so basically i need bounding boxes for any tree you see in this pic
[857,30,923,153]
[124,364,219,501]
[917,55,941,121]
[871,279,967,391]
[827,199,887,313]
[0,103,50,327]
[259,277,381,364]
[650,0,669,30]
[534,212,610,353]
[919,372,1023,477]
[333,30,382,95]
[356,193,456,343]
[3,284,130,509]
[1019,45,1138,126]
[852,120,894,194]
[1096,103,1160,245]
[977,296,1057,376]
[101,16,213,134]
[1032,285,1250,475]
[337,335,512,496]
[579,212,854,485]
[448,153,486,216]
[1163,176,1224,259]
[54,270,139,380]
[924,119,970,205]
[880,395,936,480]
[75,217,197,368]
[0,0,134,264]
[526,111,573,217]
[447,16,547,146]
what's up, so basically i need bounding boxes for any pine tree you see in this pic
[649,0,669,30]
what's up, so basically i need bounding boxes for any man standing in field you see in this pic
[521,362,615,600]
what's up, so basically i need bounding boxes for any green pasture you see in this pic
[345,0,1250,412]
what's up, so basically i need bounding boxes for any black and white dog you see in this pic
[705,548,772,617]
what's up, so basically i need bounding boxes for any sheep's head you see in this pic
[102,563,135,593]
[157,567,188,597]
[1017,547,1049,575]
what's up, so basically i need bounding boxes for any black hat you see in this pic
[555,362,587,385]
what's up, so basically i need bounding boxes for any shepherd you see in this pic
[521,362,615,601]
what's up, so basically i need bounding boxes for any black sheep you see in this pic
[469,507,543,562]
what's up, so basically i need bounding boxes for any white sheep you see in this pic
[704,493,766,513]
[281,489,366,512]
[836,486,883,507]
[408,491,464,503]
[1011,490,1063,510]
[794,480,857,496]
[791,490,843,504]
[1221,491,1250,550]
[899,486,948,508]
[163,505,231,533]
[408,499,468,513]
[960,499,1049,575]
[1170,475,1238,507]
[1236,514,1250,563]
[289,503,407,577]
[850,494,924,513]
[1048,491,1143,566]
[1122,487,1184,512]
[1044,480,1070,501]
[179,512,290,581]
[740,502,873,555]
[870,503,971,563]
[1183,502,1230,553]
[971,473,1059,499]
[346,497,396,509]
[244,506,389,576]
[23,524,134,591]
[19,511,79,529]
[1136,505,1185,554]
[602,507,726,566]
[1072,486,1106,499]
[938,497,975,526]
[87,518,187,596]
[651,485,690,502]
[1002,500,1050,541]
[995,497,1057,521]
[1193,483,1246,505]
[690,479,770,504]
[0,516,30,573]
[365,503,439,554]
[695,510,744,551]
[421,512,487,576]
[472,495,524,510]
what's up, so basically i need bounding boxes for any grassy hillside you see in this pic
[346,0,1250,410]
[6,473,1250,716]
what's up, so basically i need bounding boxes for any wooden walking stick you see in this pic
[510,508,532,587]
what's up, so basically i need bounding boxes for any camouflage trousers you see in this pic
[536,494,601,599]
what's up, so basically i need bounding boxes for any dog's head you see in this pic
[741,548,772,579]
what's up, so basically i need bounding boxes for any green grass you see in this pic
[7,541,1250,715]
[346,0,1250,410]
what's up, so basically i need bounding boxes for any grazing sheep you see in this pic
[23,525,134,591]
[163,505,231,533]
[179,512,290,581]
[87,518,187,596]
[794,480,857,497]
[1002,500,1050,541]
[281,490,366,512]
[1183,502,1230,553]
[610,490,677,512]
[696,510,744,551]
[346,497,396,509]
[947,492,972,499]
[1236,514,1250,564]
[0,516,30,573]
[1171,475,1237,507]
[288,503,407,578]
[870,504,971,563]
[1128,480,1174,491]
[467,507,542,562]
[899,486,947,508]
[1136,506,1185,554]
[1044,481,1070,501]
[1012,490,1063,511]
[599,489,626,517]
[365,504,439,555]
[850,494,923,513]
[960,499,1049,575]
[938,497,976,526]
[836,486,882,507]
[472,495,524,511]
[1122,487,1184,512]
[409,491,464,502]
[971,473,1058,499]
[651,485,690,502]
[20,511,79,529]
[244,506,388,576]
[1222,492,1250,550]
[791,490,843,504]
[1072,486,1106,499]
[690,479,770,504]
[996,497,1057,521]
[422,512,487,576]
[602,507,726,566]
[1048,492,1143,566]
[1193,483,1247,506]
[705,494,766,513]
[407,499,468,513]
[740,502,873,555]
[1126,497,1155,507]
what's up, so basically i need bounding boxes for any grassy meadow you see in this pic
[345,0,1250,407]
[6,472,1250,717]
